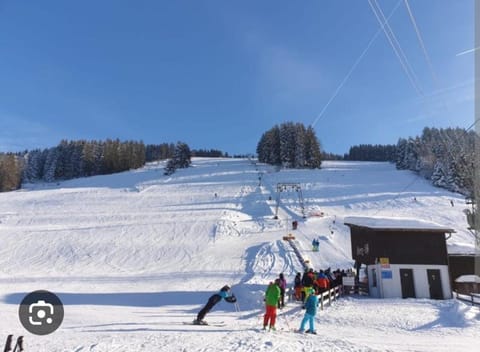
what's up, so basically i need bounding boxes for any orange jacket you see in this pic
[316,277,329,289]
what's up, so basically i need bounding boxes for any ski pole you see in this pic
[230,290,240,313]
[282,313,291,331]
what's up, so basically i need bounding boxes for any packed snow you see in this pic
[0,159,478,351]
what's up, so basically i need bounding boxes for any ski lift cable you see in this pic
[368,0,423,96]
[465,117,480,133]
[373,0,477,199]
[371,174,421,217]
[403,0,441,86]
[312,1,476,216]
[311,0,403,128]
[405,1,478,133]
[373,0,425,94]
[368,0,422,95]
[402,0,477,175]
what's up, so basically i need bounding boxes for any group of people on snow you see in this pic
[263,268,346,333]
[294,267,345,302]
[194,267,347,333]
[263,272,319,333]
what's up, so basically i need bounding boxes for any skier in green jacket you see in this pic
[263,279,281,330]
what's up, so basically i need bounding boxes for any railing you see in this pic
[455,291,480,307]
[283,236,344,311]
[318,285,342,310]
[286,285,342,310]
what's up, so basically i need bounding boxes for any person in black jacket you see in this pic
[294,272,302,301]
[194,285,237,324]
[301,268,315,302]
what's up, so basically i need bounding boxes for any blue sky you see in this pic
[0,0,475,155]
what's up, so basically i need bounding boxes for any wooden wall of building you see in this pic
[350,227,448,265]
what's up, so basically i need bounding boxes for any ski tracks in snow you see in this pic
[245,240,299,282]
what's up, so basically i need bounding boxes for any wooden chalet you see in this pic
[344,216,455,300]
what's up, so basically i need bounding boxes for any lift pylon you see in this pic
[274,183,306,219]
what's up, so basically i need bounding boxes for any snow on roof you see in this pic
[343,216,455,233]
[455,275,480,283]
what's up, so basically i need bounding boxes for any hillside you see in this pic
[0,158,477,351]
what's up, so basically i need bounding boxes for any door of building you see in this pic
[400,268,415,298]
[427,269,443,299]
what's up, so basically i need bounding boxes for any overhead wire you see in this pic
[465,118,480,133]
[402,0,478,194]
[311,1,476,215]
[364,0,425,214]
[377,0,476,174]
[367,0,478,216]
[311,0,403,128]
[367,0,423,96]
[403,0,440,86]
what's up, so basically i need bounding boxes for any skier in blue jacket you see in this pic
[298,288,318,334]
[194,285,236,325]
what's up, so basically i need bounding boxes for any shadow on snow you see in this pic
[3,291,223,309]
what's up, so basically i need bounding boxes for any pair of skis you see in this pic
[3,335,23,352]
[183,320,226,327]
[256,327,317,334]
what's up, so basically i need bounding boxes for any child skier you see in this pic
[298,288,318,334]
[194,285,236,325]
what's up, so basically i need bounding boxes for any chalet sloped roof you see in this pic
[344,216,455,233]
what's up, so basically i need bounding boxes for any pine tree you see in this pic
[257,122,322,169]
[431,161,446,187]
[395,138,407,169]
[279,122,296,168]
[82,142,96,176]
[293,124,306,168]
[394,126,475,196]
[43,148,59,182]
[163,142,192,175]
[174,142,191,168]
[164,159,176,176]
[22,149,44,183]
[304,126,322,168]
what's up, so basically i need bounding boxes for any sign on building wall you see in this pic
[381,270,393,279]
[356,243,369,256]
[379,257,390,268]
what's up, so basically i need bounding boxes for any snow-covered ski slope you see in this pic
[0,158,478,351]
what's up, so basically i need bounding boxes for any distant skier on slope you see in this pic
[194,285,237,325]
